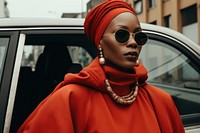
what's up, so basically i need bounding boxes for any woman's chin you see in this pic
[105,59,137,70]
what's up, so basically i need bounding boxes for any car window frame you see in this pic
[21,28,98,59]
[0,31,19,132]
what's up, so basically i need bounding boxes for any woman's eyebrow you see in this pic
[116,25,129,30]
[133,27,142,32]
[114,25,142,33]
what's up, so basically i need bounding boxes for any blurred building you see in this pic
[86,0,200,45]
[128,0,200,45]
[0,0,9,17]
[87,0,104,12]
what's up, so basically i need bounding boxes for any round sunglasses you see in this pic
[105,29,148,46]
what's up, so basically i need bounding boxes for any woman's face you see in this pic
[100,12,142,70]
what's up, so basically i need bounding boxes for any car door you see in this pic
[4,28,97,133]
[140,25,200,132]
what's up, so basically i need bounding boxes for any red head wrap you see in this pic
[84,0,136,46]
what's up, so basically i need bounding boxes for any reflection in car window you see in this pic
[21,46,93,70]
[139,39,200,125]
[68,46,93,67]
[0,37,9,85]
[140,39,200,89]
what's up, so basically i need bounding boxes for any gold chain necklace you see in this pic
[105,79,138,105]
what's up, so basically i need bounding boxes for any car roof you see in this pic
[0,18,199,54]
[141,23,200,55]
[0,18,84,27]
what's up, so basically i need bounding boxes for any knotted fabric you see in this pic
[84,0,136,46]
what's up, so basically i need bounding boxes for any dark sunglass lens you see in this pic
[115,30,130,43]
[135,32,148,45]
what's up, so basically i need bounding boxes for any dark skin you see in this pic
[100,12,142,73]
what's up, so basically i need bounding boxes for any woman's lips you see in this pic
[124,51,138,61]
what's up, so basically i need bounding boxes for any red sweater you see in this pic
[18,58,185,133]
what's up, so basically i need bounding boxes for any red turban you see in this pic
[84,0,136,46]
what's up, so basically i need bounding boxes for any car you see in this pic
[0,18,199,133]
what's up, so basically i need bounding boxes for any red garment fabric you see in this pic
[18,58,185,133]
[84,0,136,45]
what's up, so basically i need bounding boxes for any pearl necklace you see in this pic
[105,79,138,105]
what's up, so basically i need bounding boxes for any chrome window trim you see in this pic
[185,125,200,133]
[3,34,25,133]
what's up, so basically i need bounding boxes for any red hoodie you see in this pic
[18,57,185,133]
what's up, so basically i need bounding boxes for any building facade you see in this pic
[86,0,200,45]
[127,0,200,45]
[87,0,105,12]
[0,0,4,17]
[0,0,9,18]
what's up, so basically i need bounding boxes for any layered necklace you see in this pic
[105,79,138,105]
[99,46,139,105]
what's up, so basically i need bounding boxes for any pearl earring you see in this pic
[99,45,105,65]
[135,60,139,66]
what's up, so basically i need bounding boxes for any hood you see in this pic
[62,57,148,93]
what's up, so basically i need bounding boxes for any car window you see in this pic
[67,46,93,67]
[21,45,93,70]
[10,34,94,132]
[139,39,200,126]
[0,37,9,85]
[140,39,200,89]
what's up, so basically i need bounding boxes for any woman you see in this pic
[18,0,185,132]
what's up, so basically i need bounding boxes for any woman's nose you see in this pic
[126,34,137,48]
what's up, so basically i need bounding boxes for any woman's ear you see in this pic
[99,39,103,45]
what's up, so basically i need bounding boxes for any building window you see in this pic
[164,15,171,28]
[150,21,157,25]
[149,0,156,8]
[181,4,198,44]
[134,0,143,14]
[181,4,197,26]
